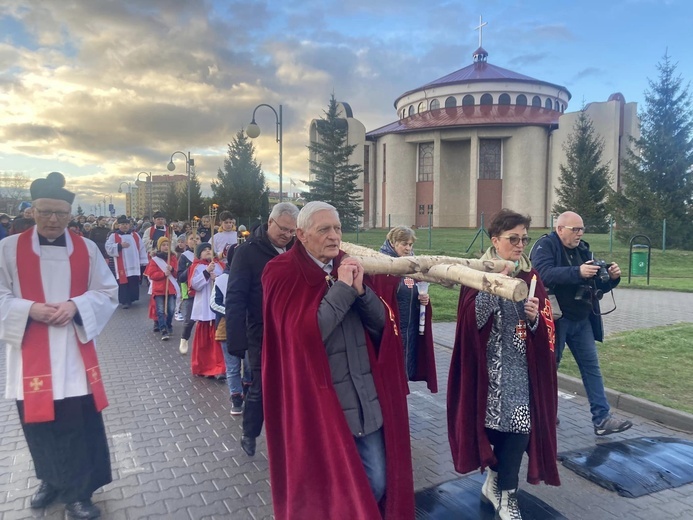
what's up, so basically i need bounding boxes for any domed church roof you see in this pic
[394,47,571,108]
[370,19,573,139]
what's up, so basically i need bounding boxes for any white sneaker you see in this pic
[179,338,189,355]
[174,313,184,321]
[481,468,500,510]
[496,489,522,520]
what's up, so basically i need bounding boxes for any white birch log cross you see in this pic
[341,242,528,302]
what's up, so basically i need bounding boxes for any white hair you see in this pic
[269,202,300,221]
[297,201,340,230]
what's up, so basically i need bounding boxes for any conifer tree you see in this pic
[211,131,267,222]
[553,107,612,232]
[188,169,206,220]
[610,52,693,249]
[305,95,363,231]
[161,184,180,221]
[76,204,85,217]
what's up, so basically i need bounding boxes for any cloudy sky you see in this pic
[1,0,691,214]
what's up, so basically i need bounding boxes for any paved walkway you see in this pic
[431,286,693,348]
[1,287,692,519]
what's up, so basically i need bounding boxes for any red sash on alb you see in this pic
[114,232,140,285]
[17,229,109,423]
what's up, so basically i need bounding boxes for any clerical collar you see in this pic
[117,229,131,235]
[38,233,67,247]
[306,251,333,274]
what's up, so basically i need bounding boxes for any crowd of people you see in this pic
[1,173,633,520]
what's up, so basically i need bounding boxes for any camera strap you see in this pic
[561,245,583,267]
[596,291,617,316]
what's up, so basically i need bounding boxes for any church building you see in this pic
[310,31,639,229]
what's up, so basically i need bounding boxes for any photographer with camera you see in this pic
[531,211,632,436]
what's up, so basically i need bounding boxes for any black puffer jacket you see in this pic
[225,224,293,356]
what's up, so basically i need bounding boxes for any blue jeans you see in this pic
[154,295,175,333]
[221,342,251,396]
[221,341,243,395]
[354,428,386,503]
[556,317,610,425]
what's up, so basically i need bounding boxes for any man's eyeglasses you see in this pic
[563,226,585,234]
[35,210,71,219]
[271,219,296,236]
[498,235,531,246]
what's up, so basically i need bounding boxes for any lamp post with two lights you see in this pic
[118,181,132,217]
[136,171,153,219]
[166,152,193,221]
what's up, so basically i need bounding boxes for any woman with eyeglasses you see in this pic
[447,208,560,520]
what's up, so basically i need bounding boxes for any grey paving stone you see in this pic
[1,285,693,519]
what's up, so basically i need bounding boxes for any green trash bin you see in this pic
[631,245,648,276]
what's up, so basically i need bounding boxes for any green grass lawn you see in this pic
[344,228,692,414]
[558,324,693,414]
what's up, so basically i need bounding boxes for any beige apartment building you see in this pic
[125,174,187,218]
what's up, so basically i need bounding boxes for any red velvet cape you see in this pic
[261,242,415,520]
[368,274,438,393]
[447,268,560,486]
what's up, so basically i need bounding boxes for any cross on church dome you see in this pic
[474,16,489,63]
[475,15,487,48]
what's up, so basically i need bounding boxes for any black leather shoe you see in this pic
[30,481,59,509]
[241,435,256,456]
[65,499,101,519]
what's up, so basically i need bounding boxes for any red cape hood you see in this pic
[262,242,415,519]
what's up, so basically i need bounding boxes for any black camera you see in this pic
[575,284,604,301]
[593,259,612,284]
[575,284,599,301]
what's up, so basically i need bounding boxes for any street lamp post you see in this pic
[246,104,283,202]
[136,171,153,219]
[167,151,193,221]
[118,181,132,216]
[98,195,108,217]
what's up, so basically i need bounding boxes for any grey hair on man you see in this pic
[297,201,340,230]
[269,202,300,222]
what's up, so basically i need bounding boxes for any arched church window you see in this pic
[418,142,434,182]
[401,109,406,119]
[417,102,426,113]
[408,105,414,117]
[532,96,541,107]
[480,93,493,105]
[445,96,457,108]
[479,139,502,180]
[430,99,440,110]
[545,98,553,110]
[516,94,527,106]
[498,93,511,105]
[462,95,475,106]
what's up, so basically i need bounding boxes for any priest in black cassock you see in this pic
[0,172,118,520]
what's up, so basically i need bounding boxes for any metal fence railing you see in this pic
[342,214,693,253]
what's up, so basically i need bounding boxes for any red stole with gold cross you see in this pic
[113,232,140,284]
[17,229,109,423]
